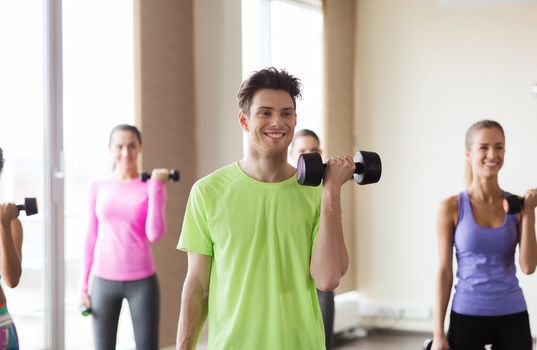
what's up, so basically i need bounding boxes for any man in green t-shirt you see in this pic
[176,67,355,350]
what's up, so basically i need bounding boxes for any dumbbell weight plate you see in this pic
[140,172,151,182]
[297,152,324,186]
[503,194,524,215]
[80,306,92,317]
[422,339,432,350]
[24,198,38,216]
[169,169,180,182]
[354,151,382,185]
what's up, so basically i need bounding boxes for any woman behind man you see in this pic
[79,124,170,350]
[289,129,335,350]
[0,147,22,349]
[432,120,537,350]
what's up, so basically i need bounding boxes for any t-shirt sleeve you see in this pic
[81,181,99,295]
[145,179,167,242]
[177,183,214,256]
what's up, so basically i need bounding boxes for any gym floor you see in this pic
[160,329,430,349]
[333,331,537,350]
[162,331,537,349]
[334,329,428,349]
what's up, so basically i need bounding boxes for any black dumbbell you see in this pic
[16,197,38,216]
[423,339,432,350]
[296,151,382,186]
[503,194,524,215]
[140,169,180,182]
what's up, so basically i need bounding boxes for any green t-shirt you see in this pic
[178,162,325,349]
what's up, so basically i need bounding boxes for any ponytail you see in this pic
[464,159,472,189]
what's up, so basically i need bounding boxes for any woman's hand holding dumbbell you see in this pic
[522,188,537,215]
[503,189,537,215]
[151,168,173,183]
[0,198,38,227]
[80,293,92,317]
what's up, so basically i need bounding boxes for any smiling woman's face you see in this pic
[465,127,505,179]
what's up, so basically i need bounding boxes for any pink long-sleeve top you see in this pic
[81,177,167,295]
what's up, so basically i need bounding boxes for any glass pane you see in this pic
[271,0,324,135]
[63,1,135,348]
[0,2,46,349]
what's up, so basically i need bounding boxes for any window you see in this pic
[0,1,135,348]
[270,0,323,134]
[63,1,135,348]
[242,0,324,136]
[0,2,46,348]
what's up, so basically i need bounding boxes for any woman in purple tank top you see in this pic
[431,120,537,350]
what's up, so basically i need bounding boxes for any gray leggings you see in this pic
[317,290,335,350]
[91,274,160,350]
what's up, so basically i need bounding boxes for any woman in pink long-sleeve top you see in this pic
[80,124,168,350]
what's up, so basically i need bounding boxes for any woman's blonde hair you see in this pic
[464,120,505,187]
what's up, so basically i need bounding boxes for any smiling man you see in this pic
[176,67,355,350]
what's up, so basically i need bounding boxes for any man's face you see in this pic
[289,135,321,166]
[239,89,297,156]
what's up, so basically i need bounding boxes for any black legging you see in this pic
[447,310,532,350]
[317,289,335,350]
[91,274,160,350]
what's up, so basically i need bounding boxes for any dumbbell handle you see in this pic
[140,169,180,182]
[321,162,365,175]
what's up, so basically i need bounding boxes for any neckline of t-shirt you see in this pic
[233,162,297,188]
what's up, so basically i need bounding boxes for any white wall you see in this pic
[194,0,243,177]
[354,0,537,331]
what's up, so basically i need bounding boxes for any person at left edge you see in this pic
[0,147,22,350]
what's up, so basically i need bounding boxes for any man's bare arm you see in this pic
[176,252,212,350]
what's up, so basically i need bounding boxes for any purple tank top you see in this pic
[452,191,526,316]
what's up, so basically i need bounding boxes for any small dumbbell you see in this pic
[140,169,180,182]
[16,197,38,216]
[423,339,432,350]
[80,306,92,317]
[503,194,524,215]
[296,151,382,186]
